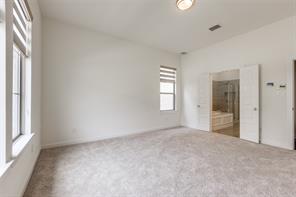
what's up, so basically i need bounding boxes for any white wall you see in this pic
[42,18,181,148]
[181,16,296,150]
[0,0,42,196]
[0,0,10,165]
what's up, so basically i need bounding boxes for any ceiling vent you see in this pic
[209,24,222,31]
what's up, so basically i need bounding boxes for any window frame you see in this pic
[0,0,34,170]
[160,66,177,111]
[11,0,32,144]
[12,45,25,142]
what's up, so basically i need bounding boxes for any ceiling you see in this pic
[39,0,296,53]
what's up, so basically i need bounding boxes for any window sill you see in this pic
[0,133,34,179]
[0,161,13,178]
[160,110,178,113]
[12,133,34,158]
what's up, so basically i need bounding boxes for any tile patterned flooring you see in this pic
[214,123,240,137]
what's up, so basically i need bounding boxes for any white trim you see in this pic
[0,160,13,178]
[288,59,295,150]
[261,139,294,150]
[294,60,296,150]
[0,133,34,179]
[20,149,40,197]
[160,110,178,114]
[42,126,182,149]
[12,133,34,158]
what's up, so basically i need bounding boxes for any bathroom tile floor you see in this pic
[215,123,240,138]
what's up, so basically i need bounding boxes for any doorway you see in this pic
[197,65,259,143]
[211,69,240,137]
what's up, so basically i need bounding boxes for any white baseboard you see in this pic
[261,139,294,150]
[42,125,182,149]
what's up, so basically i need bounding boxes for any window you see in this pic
[12,0,32,141]
[0,0,33,166]
[13,0,32,56]
[160,66,176,111]
[12,46,25,140]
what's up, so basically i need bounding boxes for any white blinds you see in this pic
[160,66,176,83]
[13,0,33,56]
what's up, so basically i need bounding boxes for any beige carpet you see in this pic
[25,127,296,197]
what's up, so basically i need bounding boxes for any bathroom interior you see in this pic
[212,69,240,137]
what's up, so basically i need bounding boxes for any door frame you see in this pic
[289,60,296,150]
[209,68,240,133]
[209,66,260,143]
[294,60,296,150]
[206,61,295,149]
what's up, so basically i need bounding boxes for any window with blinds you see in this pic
[12,0,32,141]
[13,0,33,56]
[160,66,176,111]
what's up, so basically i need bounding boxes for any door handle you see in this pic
[254,107,258,111]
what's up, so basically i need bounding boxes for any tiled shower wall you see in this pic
[213,80,240,122]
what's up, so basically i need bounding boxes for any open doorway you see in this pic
[211,69,240,137]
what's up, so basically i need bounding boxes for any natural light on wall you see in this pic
[176,0,195,11]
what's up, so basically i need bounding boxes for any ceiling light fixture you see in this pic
[176,0,195,11]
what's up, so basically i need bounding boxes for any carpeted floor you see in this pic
[24,127,296,197]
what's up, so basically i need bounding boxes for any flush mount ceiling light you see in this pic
[176,0,195,11]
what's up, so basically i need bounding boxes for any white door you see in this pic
[240,65,260,143]
[197,73,211,131]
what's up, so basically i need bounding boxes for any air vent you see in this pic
[209,24,222,31]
